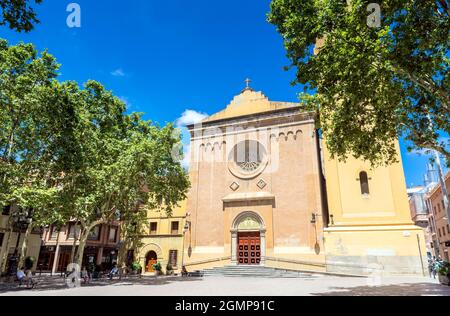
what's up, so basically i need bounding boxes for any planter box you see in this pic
[438,275,450,286]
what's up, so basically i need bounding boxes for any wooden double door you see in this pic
[238,232,261,265]
[146,251,157,273]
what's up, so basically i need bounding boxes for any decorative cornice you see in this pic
[222,192,275,203]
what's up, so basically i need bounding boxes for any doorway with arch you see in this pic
[231,211,266,266]
[145,251,158,273]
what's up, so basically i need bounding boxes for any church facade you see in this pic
[182,85,427,276]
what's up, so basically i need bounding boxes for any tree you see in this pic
[0,39,59,205]
[268,0,449,166]
[0,0,43,32]
[0,39,190,271]
[0,39,65,269]
[49,81,190,268]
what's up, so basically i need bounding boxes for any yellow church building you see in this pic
[177,83,427,276]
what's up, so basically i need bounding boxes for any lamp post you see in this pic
[181,218,191,274]
[310,212,323,255]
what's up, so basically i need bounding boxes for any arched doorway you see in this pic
[231,212,266,266]
[145,251,158,273]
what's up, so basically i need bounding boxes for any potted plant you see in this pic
[131,262,142,275]
[153,262,162,276]
[24,256,35,270]
[436,261,450,286]
[166,263,174,276]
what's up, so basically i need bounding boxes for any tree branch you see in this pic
[401,123,450,162]
[393,66,450,115]
[437,0,450,17]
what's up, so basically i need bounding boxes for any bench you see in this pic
[16,276,37,289]
[118,268,142,280]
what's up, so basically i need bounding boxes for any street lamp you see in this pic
[183,221,190,233]
[310,213,317,224]
[310,212,322,255]
[181,215,192,274]
[183,220,192,257]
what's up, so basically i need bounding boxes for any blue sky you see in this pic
[0,0,445,186]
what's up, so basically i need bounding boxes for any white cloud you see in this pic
[175,109,208,169]
[111,68,126,77]
[175,109,208,127]
[180,144,192,169]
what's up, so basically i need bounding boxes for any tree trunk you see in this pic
[118,240,130,268]
[0,228,13,273]
[69,224,80,264]
[74,230,89,269]
[18,223,33,269]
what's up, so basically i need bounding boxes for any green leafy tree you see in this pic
[0,0,43,32]
[268,0,449,166]
[49,81,190,268]
[0,39,66,269]
[0,39,59,206]
[0,40,190,271]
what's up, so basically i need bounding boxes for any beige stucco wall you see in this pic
[322,139,428,275]
[0,225,41,272]
[324,226,427,275]
[322,141,414,226]
[427,172,450,261]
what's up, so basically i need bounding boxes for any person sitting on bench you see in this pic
[16,267,36,288]
[16,267,26,286]
[107,264,119,280]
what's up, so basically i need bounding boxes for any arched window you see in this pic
[359,171,370,195]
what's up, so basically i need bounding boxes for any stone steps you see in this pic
[193,265,316,278]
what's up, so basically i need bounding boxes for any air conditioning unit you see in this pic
[0,215,8,229]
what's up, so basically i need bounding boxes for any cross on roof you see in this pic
[244,78,252,88]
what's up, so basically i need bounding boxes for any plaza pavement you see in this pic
[0,273,449,296]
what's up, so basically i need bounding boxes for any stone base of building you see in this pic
[323,225,428,276]
[183,251,327,274]
[183,225,429,276]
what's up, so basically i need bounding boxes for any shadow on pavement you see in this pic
[0,276,202,294]
[312,283,450,296]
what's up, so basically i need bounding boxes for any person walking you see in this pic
[429,258,436,279]
[81,266,91,284]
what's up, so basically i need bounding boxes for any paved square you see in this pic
[1,273,449,296]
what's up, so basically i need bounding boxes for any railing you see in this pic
[184,256,231,267]
[264,256,326,268]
